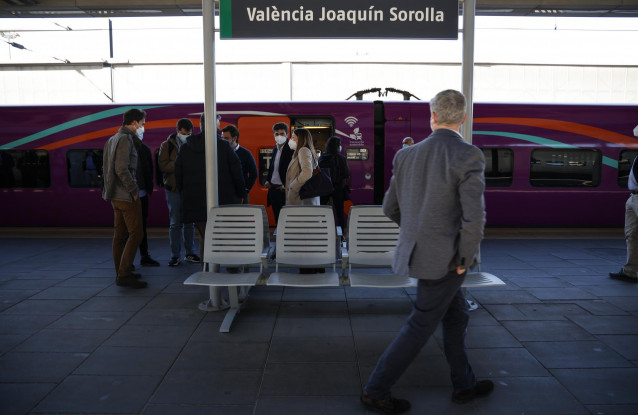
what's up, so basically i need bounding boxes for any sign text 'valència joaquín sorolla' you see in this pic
[220,0,459,39]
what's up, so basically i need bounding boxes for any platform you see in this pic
[1,231,637,415]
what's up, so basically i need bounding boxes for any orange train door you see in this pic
[237,116,290,226]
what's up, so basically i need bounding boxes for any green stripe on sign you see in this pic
[473,130,618,169]
[220,0,232,39]
[0,105,166,150]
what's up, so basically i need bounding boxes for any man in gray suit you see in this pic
[360,90,493,414]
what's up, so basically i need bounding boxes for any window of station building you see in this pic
[530,148,601,187]
[481,148,513,187]
[67,149,103,188]
[617,150,638,188]
[0,149,51,188]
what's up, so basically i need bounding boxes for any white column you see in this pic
[461,0,475,144]
[203,0,218,210]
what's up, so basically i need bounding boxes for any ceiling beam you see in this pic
[2,0,638,18]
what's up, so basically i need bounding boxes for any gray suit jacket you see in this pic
[382,128,486,280]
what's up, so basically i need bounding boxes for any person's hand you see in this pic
[133,194,139,201]
[456,266,466,275]
[265,182,271,189]
[239,198,245,204]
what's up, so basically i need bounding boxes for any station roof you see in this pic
[1,0,638,18]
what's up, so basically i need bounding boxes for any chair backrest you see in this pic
[203,205,268,267]
[275,205,336,266]
[347,205,399,267]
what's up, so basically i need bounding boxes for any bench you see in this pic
[266,205,341,287]
[183,205,270,332]
[184,204,504,332]
[342,205,505,289]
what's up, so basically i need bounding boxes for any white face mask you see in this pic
[288,140,297,151]
[634,124,638,137]
[177,133,188,143]
[136,126,144,140]
[402,144,409,149]
[275,135,287,145]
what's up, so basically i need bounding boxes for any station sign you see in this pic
[220,0,459,40]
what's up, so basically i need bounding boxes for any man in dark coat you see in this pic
[221,124,258,203]
[265,122,293,224]
[132,133,160,267]
[174,113,246,261]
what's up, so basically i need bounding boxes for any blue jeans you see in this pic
[365,271,476,398]
[165,189,195,259]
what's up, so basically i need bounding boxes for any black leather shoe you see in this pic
[140,256,160,266]
[116,277,147,289]
[452,380,494,404]
[360,392,411,414]
[609,270,638,283]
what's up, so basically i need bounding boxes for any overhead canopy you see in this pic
[2,0,638,18]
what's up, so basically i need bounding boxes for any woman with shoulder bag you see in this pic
[318,136,351,229]
[285,128,320,206]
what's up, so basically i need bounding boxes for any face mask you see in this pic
[402,144,409,149]
[634,124,638,137]
[136,125,144,140]
[177,133,188,143]
[288,140,297,151]
[275,135,287,145]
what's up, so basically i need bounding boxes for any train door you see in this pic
[237,116,290,225]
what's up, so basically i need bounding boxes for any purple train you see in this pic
[0,101,636,227]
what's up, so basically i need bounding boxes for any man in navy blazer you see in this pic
[361,90,492,414]
[265,122,293,224]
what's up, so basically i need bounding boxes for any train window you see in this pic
[617,150,638,188]
[530,149,601,187]
[346,148,369,161]
[0,150,51,188]
[481,148,513,187]
[291,118,334,153]
[67,149,103,188]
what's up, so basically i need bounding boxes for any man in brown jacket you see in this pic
[102,108,147,289]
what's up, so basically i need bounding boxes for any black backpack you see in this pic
[154,140,174,188]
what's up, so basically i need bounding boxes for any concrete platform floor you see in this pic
[1,233,637,415]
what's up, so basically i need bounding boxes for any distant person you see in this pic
[285,127,319,206]
[265,122,294,224]
[360,90,491,413]
[82,150,100,186]
[402,137,414,148]
[101,108,147,289]
[0,151,15,187]
[174,113,245,263]
[221,125,258,203]
[159,118,199,267]
[609,122,638,283]
[131,128,160,267]
[318,135,351,229]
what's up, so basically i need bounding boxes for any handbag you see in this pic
[299,166,334,199]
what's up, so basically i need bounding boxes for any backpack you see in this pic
[154,140,175,188]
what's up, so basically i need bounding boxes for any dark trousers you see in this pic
[365,271,475,398]
[195,221,206,269]
[321,189,346,229]
[139,195,150,258]
[111,198,142,278]
[268,187,286,224]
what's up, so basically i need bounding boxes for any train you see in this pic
[1,101,636,227]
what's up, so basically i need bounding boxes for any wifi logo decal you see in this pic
[344,116,358,127]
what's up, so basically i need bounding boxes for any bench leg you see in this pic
[198,286,230,312]
[219,286,241,333]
